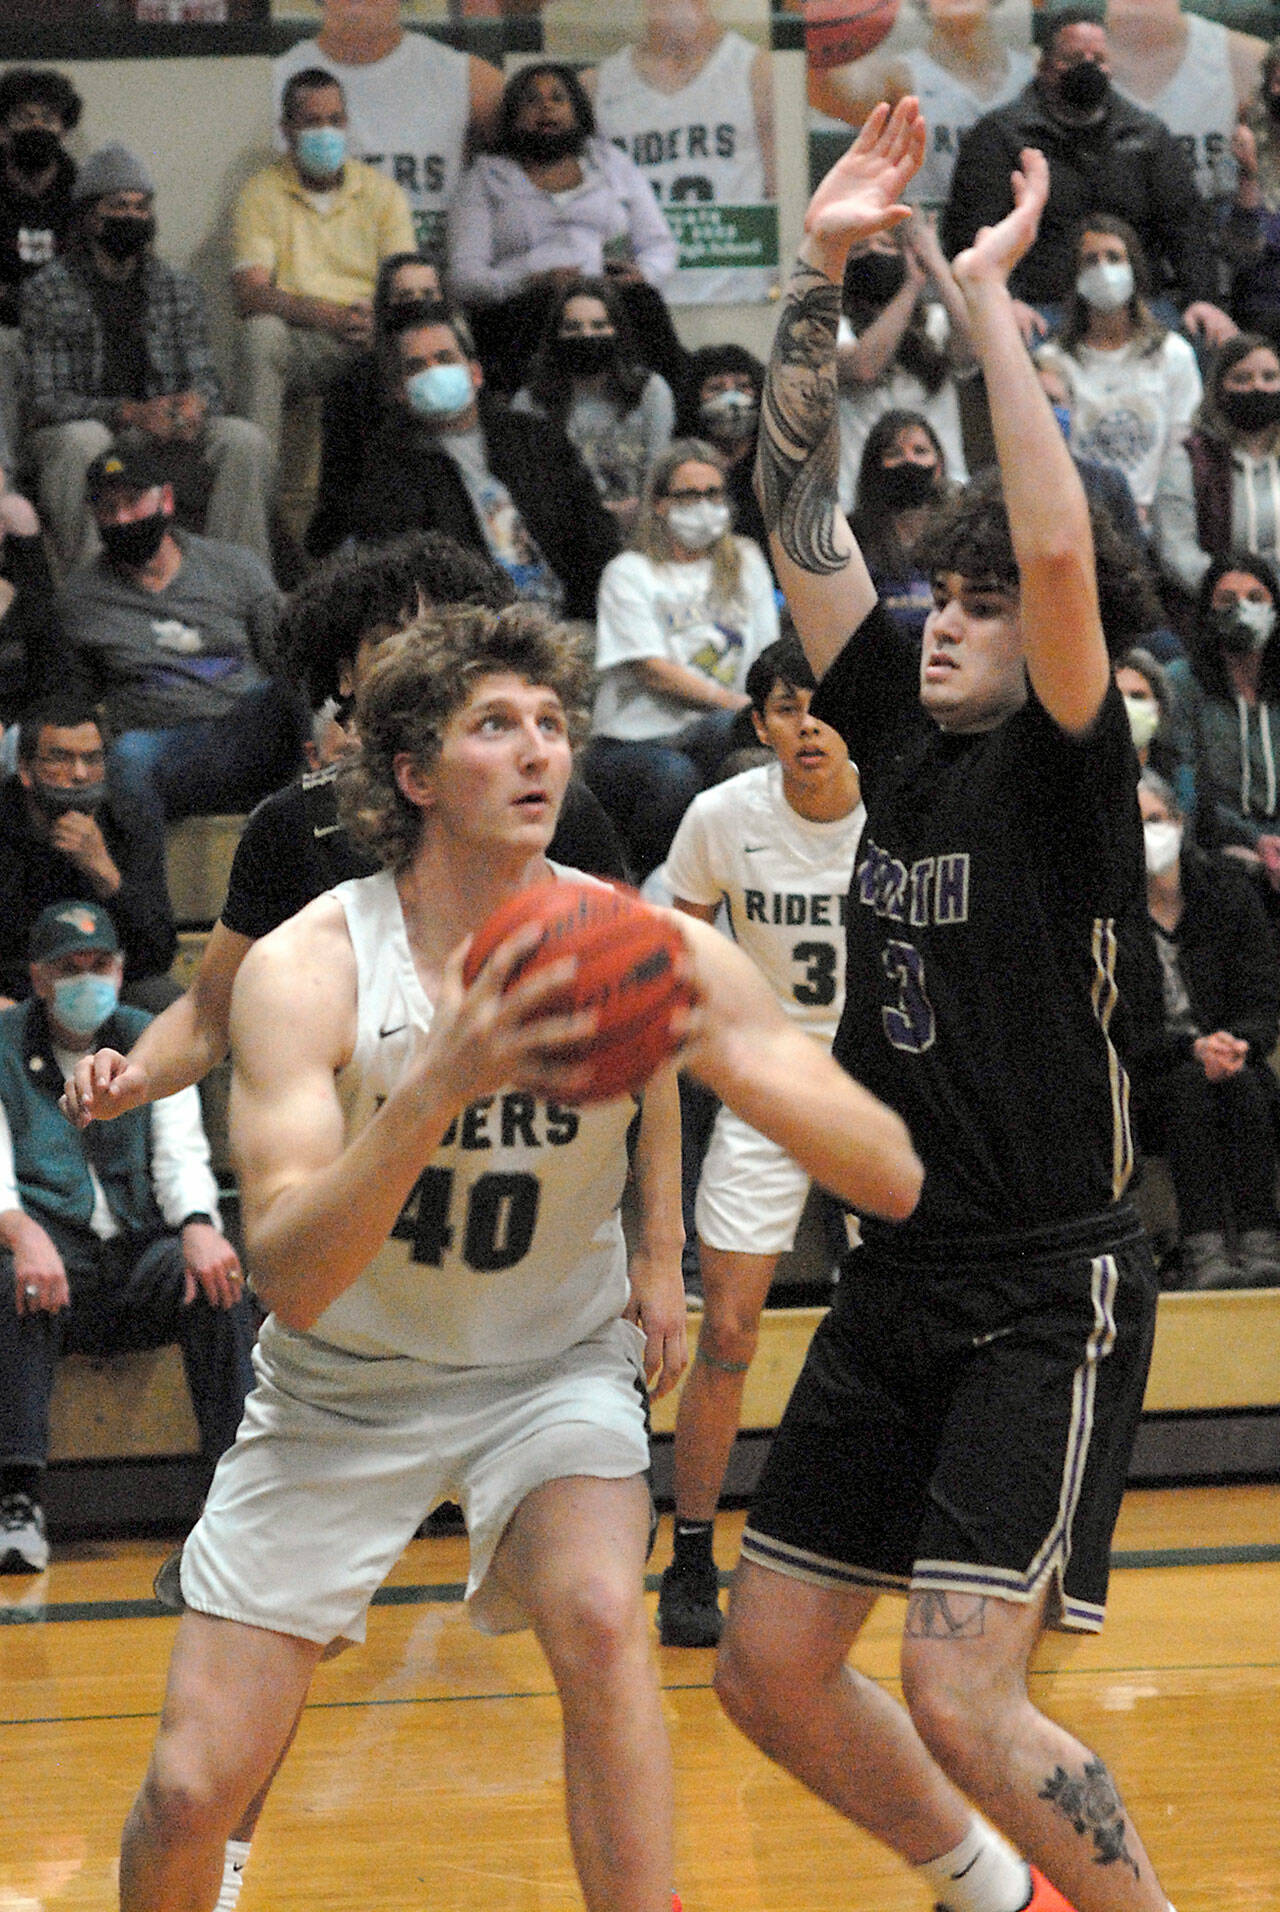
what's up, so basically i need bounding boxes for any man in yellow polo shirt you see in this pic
[231,66,415,463]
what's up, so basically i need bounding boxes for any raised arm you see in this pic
[949,150,1109,736]
[755,98,925,678]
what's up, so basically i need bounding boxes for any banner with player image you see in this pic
[541,0,781,306]
[0,0,264,18]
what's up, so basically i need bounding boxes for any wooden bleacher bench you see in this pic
[164,813,246,928]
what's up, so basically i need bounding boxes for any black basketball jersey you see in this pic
[811,603,1145,1240]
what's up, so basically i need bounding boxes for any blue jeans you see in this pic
[582,710,742,878]
[108,680,307,826]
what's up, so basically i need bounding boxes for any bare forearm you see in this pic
[127,991,228,1103]
[233,275,345,332]
[840,280,917,386]
[756,253,846,570]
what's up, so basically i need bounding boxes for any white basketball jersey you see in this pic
[663,762,865,1044]
[305,868,633,1366]
[904,45,1035,212]
[1114,14,1239,203]
[594,30,773,304]
[272,33,473,253]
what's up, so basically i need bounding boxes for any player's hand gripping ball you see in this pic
[462,880,693,1104]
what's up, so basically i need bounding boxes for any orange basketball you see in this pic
[804,0,901,67]
[462,880,693,1104]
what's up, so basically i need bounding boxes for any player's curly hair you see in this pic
[924,469,1161,656]
[338,603,593,871]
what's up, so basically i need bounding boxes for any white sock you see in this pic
[214,1839,251,1912]
[918,1817,1032,1912]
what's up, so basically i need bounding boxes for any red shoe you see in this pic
[1024,1868,1079,1912]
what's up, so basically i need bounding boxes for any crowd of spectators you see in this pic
[9,0,1280,1576]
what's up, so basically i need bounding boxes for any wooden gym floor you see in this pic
[3,1486,1278,1912]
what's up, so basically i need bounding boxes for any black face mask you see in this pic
[1218,385,1280,434]
[8,127,61,175]
[556,333,617,377]
[95,213,156,262]
[99,509,169,569]
[843,250,908,312]
[1206,606,1257,655]
[383,296,446,336]
[506,126,584,167]
[33,778,107,819]
[878,460,939,510]
[1054,59,1110,114]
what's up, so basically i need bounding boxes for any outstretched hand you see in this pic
[951,148,1049,293]
[803,96,926,264]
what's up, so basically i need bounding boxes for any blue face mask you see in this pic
[405,362,474,420]
[295,125,346,177]
[51,972,119,1041]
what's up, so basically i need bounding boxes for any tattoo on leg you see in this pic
[756,266,846,577]
[904,1591,988,1638]
[1038,1759,1141,1878]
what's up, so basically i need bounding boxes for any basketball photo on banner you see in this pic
[544,0,781,307]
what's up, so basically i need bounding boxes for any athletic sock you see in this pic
[918,1817,1032,1912]
[215,1838,251,1912]
[670,1518,716,1575]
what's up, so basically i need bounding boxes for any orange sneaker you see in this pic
[1023,1868,1079,1912]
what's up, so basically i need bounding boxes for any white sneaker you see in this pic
[0,1493,49,1572]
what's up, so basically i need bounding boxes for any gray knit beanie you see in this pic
[71,142,156,205]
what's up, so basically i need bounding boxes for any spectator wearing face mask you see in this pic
[1164,551,1280,901]
[1037,216,1201,522]
[512,275,674,535]
[21,143,275,577]
[582,438,778,878]
[1115,646,1186,799]
[0,698,175,1010]
[851,410,952,646]
[1151,332,1280,603]
[835,212,973,516]
[675,344,767,566]
[1128,768,1280,1292]
[0,66,80,466]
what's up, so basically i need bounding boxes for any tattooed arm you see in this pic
[756,98,926,680]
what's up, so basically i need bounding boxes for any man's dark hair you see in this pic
[0,66,82,131]
[496,62,595,153]
[746,631,817,715]
[275,531,517,709]
[17,695,103,764]
[372,250,445,330]
[1040,6,1105,57]
[281,66,345,125]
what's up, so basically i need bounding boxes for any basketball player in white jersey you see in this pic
[117,601,921,1912]
[273,0,504,254]
[587,0,778,305]
[1105,0,1265,208]
[657,630,866,1647]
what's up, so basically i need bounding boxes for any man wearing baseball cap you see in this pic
[0,900,254,1575]
[19,140,273,575]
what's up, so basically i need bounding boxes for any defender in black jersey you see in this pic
[715,99,1172,1912]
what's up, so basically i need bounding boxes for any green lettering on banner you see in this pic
[663,203,779,270]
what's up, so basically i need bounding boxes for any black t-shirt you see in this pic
[0,152,75,328]
[812,602,1145,1241]
[221,766,631,940]
[88,267,148,401]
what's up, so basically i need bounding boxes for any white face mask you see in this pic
[1124,694,1160,751]
[1143,818,1182,876]
[1076,259,1135,313]
[1236,597,1277,651]
[665,499,732,551]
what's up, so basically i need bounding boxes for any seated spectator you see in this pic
[0,901,253,1575]
[306,248,441,559]
[676,345,766,559]
[0,488,63,723]
[58,445,304,828]
[345,305,618,621]
[512,275,674,534]
[0,696,175,1009]
[1034,355,1146,549]
[836,212,972,513]
[1165,551,1280,897]
[940,8,1234,348]
[1038,216,1202,522]
[231,67,416,465]
[1130,770,1280,1291]
[1222,35,1280,345]
[1115,645,1185,793]
[0,66,80,463]
[582,439,779,878]
[851,410,953,646]
[21,144,274,576]
[1152,332,1280,603]
[447,61,678,396]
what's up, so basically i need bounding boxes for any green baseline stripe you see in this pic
[3,1543,1279,1628]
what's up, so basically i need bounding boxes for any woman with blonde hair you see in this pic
[583,437,779,876]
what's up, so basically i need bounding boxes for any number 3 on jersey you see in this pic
[393,1167,541,1272]
[881,938,935,1052]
